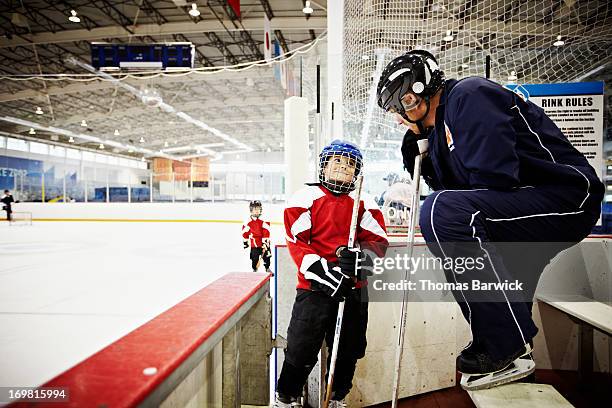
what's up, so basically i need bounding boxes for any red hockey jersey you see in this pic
[285,184,389,290]
[242,217,271,248]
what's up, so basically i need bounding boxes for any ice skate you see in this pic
[272,392,302,407]
[458,343,535,390]
[330,399,347,408]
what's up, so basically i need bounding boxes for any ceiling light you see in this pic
[303,1,313,14]
[141,157,146,162]
[267,147,272,152]
[35,106,43,115]
[68,10,80,23]
[553,35,565,47]
[68,136,75,143]
[508,70,518,81]
[128,148,134,153]
[443,30,453,42]
[28,128,35,135]
[99,143,105,149]
[362,55,370,60]
[80,119,88,127]
[164,141,169,147]
[114,129,120,136]
[139,137,145,143]
[189,3,200,17]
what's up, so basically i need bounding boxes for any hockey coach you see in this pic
[376,50,603,388]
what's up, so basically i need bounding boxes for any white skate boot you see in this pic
[272,392,302,407]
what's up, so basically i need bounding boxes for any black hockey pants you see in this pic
[277,289,368,400]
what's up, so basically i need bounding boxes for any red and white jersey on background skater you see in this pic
[242,217,271,248]
[284,184,389,291]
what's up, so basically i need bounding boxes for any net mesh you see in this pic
[343,0,612,156]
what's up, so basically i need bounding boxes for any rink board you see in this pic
[273,243,457,407]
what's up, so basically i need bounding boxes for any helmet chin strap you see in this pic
[401,97,431,134]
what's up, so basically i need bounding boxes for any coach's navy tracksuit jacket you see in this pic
[418,77,604,360]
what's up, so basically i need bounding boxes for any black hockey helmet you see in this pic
[249,200,262,218]
[377,50,444,131]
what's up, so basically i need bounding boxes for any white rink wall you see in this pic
[12,202,286,224]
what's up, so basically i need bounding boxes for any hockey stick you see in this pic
[391,141,426,408]
[323,175,364,408]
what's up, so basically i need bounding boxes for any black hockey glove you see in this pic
[336,246,375,280]
[303,259,354,301]
[401,128,426,178]
[401,128,439,190]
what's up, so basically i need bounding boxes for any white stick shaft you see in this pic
[324,175,364,408]
[347,175,363,250]
[391,155,422,408]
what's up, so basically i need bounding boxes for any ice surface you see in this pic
[0,218,284,387]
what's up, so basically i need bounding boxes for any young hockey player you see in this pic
[242,200,272,273]
[275,140,389,407]
[376,50,604,389]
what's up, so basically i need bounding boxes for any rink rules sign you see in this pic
[505,82,605,177]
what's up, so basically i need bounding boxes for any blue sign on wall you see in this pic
[0,156,43,190]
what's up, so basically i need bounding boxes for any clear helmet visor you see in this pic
[401,93,421,112]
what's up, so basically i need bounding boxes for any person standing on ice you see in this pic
[2,189,14,222]
[274,140,388,407]
[376,50,603,390]
[242,200,272,273]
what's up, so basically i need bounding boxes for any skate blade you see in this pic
[460,358,535,391]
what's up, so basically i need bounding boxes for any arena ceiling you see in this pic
[0,0,327,159]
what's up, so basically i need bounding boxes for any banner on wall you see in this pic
[0,156,43,190]
[152,157,209,184]
[263,15,272,62]
[504,82,604,177]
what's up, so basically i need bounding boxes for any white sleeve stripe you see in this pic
[287,185,326,208]
[289,210,311,241]
[242,225,250,234]
[360,210,388,240]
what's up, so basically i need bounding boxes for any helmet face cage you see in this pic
[249,201,262,217]
[319,149,363,194]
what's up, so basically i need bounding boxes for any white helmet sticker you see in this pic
[426,58,439,72]
[412,82,425,94]
[388,67,411,82]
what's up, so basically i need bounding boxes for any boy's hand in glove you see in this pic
[303,258,354,301]
[336,246,375,281]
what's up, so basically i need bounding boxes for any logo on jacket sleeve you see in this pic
[445,122,455,152]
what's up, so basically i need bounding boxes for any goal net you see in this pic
[10,212,33,226]
[343,0,612,153]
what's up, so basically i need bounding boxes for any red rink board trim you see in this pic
[12,272,270,408]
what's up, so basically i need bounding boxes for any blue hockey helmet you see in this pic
[318,140,363,194]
